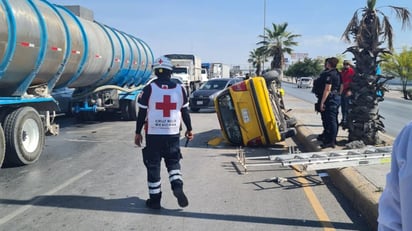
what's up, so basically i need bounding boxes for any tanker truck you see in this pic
[0,0,154,167]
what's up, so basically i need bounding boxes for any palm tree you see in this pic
[381,47,412,99]
[248,47,266,76]
[342,0,411,145]
[257,22,301,74]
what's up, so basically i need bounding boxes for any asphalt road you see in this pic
[282,82,412,138]
[0,112,370,230]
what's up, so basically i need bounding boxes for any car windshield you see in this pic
[172,67,188,74]
[199,80,228,90]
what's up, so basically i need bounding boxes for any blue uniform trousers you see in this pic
[323,95,341,144]
[142,134,183,197]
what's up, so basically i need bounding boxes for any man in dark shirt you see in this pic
[134,56,194,209]
[318,57,341,148]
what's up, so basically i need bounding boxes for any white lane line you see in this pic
[0,169,92,226]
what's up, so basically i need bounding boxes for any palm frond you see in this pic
[382,15,394,50]
[388,5,412,30]
[342,11,360,42]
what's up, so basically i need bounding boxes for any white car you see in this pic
[297,77,313,88]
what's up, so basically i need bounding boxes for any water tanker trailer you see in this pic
[0,0,154,167]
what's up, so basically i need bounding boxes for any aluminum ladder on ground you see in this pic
[236,146,392,172]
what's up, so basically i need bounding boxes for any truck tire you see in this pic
[120,100,131,121]
[128,97,138,121]
[3,107,45,166]
[120,98,138,121]
[0,125,5,167]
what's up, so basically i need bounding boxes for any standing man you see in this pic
[313,58,329,142]
[134,56,194,209]
[378,121,412,230]
[339,60,355,129]
[319,57,341,148]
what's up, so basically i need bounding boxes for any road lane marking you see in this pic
[294,168,336,231]
[0,170,92,226]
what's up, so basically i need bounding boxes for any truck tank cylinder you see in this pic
[0,0,153,97]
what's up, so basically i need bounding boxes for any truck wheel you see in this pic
[120,98,138,121]
[0,125,5,167]
[3,107,45,166]
[128,97,138,121]
[120,100,131,121]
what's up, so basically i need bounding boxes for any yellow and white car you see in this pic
[214,77,295,146]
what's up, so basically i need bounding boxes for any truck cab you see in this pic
[172,66,191,91]
[164,54,202,93]
[201,68,208,83]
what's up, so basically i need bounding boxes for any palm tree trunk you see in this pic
[348,74,382,144]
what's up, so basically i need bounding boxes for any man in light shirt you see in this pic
[378,121,412,230]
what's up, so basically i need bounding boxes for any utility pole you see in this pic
[262,0,266,73]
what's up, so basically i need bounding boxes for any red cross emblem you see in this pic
[158,59,163,64]
[155,95,177,117]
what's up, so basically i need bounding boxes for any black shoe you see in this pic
[316,134,325,142]
[320,143,336,149]
[145,198,161,209]
[173,188,189,208]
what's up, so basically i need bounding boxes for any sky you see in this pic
[50,0,412,69]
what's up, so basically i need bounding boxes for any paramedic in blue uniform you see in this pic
[378,121,412,230]
[318,57,341,149]
[134,56,194,209]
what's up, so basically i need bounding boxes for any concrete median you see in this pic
[285,94,394,230]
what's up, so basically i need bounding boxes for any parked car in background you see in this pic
[189,78,242,112]
[297,77,313,88]
[234,76,246,81]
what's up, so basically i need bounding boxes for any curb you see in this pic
[293,119,394,230]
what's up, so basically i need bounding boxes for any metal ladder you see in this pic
[236,146,392,172]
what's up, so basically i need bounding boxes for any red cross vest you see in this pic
[147,83,183,135]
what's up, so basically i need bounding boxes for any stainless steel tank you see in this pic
[0,0,153,97]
